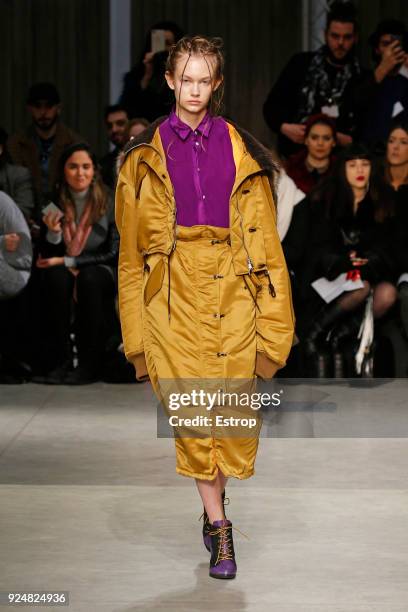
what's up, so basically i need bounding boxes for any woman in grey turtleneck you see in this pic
[34,142,118,385]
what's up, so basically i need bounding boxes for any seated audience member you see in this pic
[276,168,309,370]
[300,144,397,373]
[7,83,82,215]
[99,105,129,189]
[0,128,34,221]
[119,21,183,121]
[374,120,408,343]
[354,20,408,149]
[34,143,119,385]
[0,191,32,382]
[285,114,337,194]
[276,167,308,274]
[116,117,150,175]
[263,1,364,157]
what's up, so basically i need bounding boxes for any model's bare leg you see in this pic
[195,468,228,523]
[218,470,228,496]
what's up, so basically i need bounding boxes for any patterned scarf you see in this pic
[297,45,360,123]
[62,199,93,257]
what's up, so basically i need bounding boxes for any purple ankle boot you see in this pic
[208,519,237,579]
[201,490,229,552]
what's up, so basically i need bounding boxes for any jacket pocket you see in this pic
[143,256,165,306]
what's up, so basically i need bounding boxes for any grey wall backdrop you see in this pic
[0,0,109,154]
[0,0,407,155]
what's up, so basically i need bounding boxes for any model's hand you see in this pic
[280,123,306,144]
[375,41,407,82]
[36,255,65,268]
[336,132,353,147]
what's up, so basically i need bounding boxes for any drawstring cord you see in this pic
[243,275,262,312]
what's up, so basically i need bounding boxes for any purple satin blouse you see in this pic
[159,109,236,227]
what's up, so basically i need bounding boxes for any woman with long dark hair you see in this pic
[285,113,337,194]
[34,142,119,384]
[376,120,408,347]
[116,35,294,579]
[301,143,397,372]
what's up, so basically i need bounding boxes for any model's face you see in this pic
[165,53,221,118]
[305,124,336,160]
[64,150,94,192]
[28,100,60,130]
[387,128,408,166]
[325,21,356,60]
[106,111,128,146]
[345,158,371,190]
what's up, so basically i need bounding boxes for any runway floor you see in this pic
[0,381,408,612]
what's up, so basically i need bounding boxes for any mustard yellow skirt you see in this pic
[142,225,262,480]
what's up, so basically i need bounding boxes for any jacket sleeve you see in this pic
[115,151,149,381]
[7,165,35,220]
[254,175,295,378]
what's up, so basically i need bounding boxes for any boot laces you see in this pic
[210,523,234,564]
[209,522,249,565]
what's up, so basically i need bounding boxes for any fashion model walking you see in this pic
[116,35,295,579]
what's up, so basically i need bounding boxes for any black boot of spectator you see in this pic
[304,303,345,355]
[63,365,99,385]
[330,313,362,350]
[32,359,72,385]
[63,350,101,385]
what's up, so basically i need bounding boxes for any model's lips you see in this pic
[356,176,365,181]
[188,100,202,104]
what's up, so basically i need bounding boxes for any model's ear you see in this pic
[165,71,175,91]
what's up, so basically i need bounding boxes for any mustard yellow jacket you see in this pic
[115,118,295,380]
